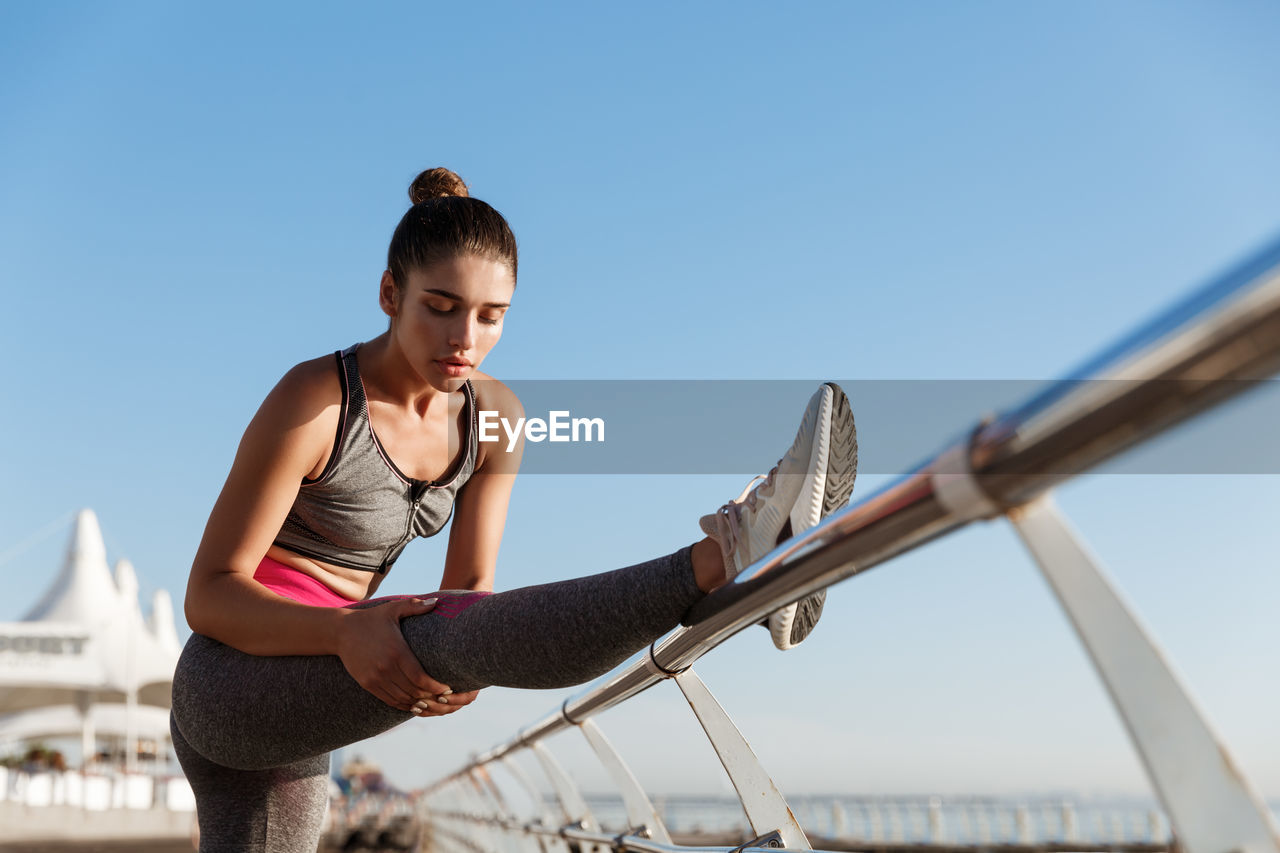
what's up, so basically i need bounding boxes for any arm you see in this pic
[440,379,525,591]
[185,359,352,655]
[184,359,454,714]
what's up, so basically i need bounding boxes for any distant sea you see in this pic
[570,792,1280,845]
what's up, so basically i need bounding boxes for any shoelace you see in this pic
[710,462,780,559]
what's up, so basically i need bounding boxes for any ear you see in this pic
[379,270,399,318]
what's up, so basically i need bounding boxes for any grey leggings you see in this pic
[170,546,701,852]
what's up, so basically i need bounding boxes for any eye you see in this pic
[425,301,456,315]
[479,313,504,326]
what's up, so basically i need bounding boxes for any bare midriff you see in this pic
[262,544,383,603]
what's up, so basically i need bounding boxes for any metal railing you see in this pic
[421,236,1280,853]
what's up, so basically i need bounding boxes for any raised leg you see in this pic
[171,546,701,771]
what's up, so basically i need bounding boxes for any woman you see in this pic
[171,168,856,852]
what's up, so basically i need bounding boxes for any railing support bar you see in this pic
[473,765,531,853]
[501,755,571,853]
[530,740,606,853]
[1008,494,1280,853]
[578,717,674,845]
[674,669,811,849]
[467,769,514,853]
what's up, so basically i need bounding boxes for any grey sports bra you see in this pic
[273,343,478,574]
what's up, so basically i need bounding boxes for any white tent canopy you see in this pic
[0,510,182,767]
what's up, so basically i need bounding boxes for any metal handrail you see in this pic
[429,813,838,853]
[424,233,1280,853]
[447,232,1280,766]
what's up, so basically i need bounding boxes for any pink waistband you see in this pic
[253,556,357,608]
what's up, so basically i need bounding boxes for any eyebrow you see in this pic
[423,288,511,309]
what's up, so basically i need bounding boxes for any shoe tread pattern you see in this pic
[788,382,856,647]
[821,383,857,516]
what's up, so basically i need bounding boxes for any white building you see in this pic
[0,509,182,770]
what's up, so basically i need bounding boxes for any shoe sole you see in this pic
[769,383,857,650]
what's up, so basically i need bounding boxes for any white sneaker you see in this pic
[699,383,857,649]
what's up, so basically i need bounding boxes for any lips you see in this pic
[435,357,471,377]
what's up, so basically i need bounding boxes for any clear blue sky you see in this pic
[2,2,1278,799]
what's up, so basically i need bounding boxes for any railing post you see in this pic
[467,768,513,853]
[475,764,538,853]
[831,800,847,839]
[673,668,811,849]
[501,756,570,853]
[1148,809,1165,842]
[1015,805,1032,844]
[975,808,990,843]
[437,777,482,852]
[577,718,673,845]
[1061,801,1079,843]
[928,797,945,842]
[455,779,498,853]
[530,741,605,853]
[1010,494,1280,853]
[888,805,903,842]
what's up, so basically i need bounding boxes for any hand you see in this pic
[336,597,479,716]
[410,686,481,718]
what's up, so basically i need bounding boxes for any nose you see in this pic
[448,313,477,351]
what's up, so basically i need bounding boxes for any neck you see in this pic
[359,333,453,417]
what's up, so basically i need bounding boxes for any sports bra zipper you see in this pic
[380,483,427,572]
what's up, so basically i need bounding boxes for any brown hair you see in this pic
[386,167,519,287]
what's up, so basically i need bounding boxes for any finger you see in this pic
[411,673,452,696]
[388,598,438,630]
[371,663,420,711]
[390,643,451,698]
[412,689,472,714]
[373,685,415,713]
[443,689,479,707]
[395,650,452,697]
[409,694,453,716]
[416,687,481,715]
[345,660,413,711]
[400,597,438,617]
[415,697,462,717]
[384,612,452,696]
[377,679,419,712]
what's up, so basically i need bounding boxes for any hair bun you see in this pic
[409,168,470,204]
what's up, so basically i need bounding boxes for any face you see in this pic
[380,255,515,391]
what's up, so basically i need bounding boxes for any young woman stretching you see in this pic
[171,168,857,852]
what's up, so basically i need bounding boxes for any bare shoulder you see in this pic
[469,370,524,421]
[276,353,341,402]
[242,353,344,479]
[468,370,524,472]
[262,354,343,424]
